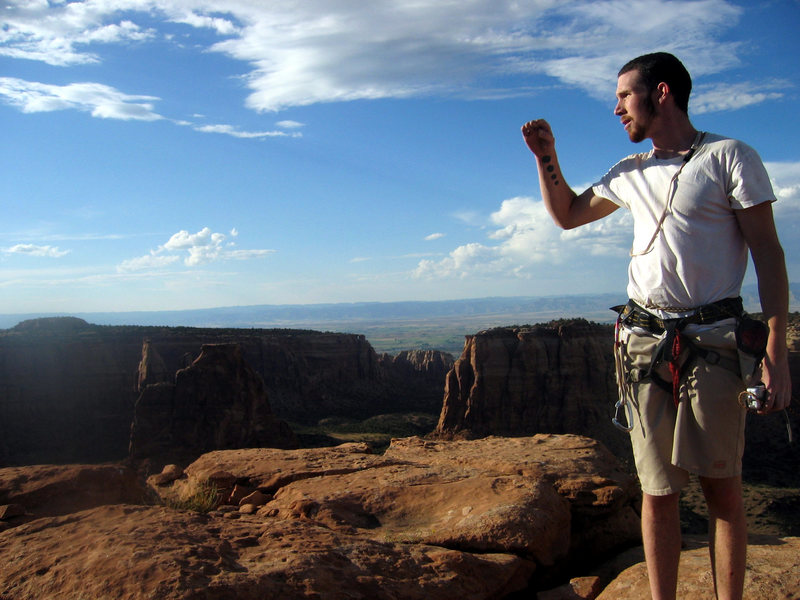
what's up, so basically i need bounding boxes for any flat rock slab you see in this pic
[0,463,144,519]
[0,504,532,600]
[1,435,643,598]
[596,535,800,599]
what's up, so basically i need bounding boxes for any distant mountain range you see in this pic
[2,284,798,332]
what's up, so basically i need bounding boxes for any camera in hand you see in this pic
[739,384,767,412]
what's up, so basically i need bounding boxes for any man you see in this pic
[522,52,791,600]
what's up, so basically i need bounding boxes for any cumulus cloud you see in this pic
[424,233,445,241]
[415,160,800,283]
[117,227,274,271]
[0,0,779,113]
[766,161,800,219]
[3,243,70,258]
[0,77,163,120]
[414,196,631,280]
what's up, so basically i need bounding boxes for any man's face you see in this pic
[614,70,657,143]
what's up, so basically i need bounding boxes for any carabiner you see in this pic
[612,398,634,433]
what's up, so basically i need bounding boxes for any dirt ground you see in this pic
[680,479,800,537]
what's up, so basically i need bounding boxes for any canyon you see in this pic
[0,317,453,467]
[1,314,798,598]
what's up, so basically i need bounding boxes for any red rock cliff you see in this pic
[129,343,298,464]
[0,318,452,467]
[435,318,800,481]
[435,320,623,453]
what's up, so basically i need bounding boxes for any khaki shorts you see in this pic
[618,322,747,496]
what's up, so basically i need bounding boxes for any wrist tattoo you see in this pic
[542,159,559,185]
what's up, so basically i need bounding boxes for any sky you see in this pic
[2,0,799,316]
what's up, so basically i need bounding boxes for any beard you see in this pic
[626,95,657,143]
[627,121,648,143]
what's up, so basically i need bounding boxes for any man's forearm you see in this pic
[755,243,789,356]
[522,118,616,229]
[535,151,578,229]
[752,241,792,411]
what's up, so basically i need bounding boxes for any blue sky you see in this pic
[2,0,799,315]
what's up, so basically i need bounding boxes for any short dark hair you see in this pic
[618,52,692,114]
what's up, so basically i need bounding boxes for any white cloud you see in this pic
[213,0,748,111]
[0,1,155,66]
[692,81,787,114]
[424,233,445,241]
[766,161,800,217]
[3,244,70,258]
[414,242,500,280]
[167,8,240,36]
[414,196,631,280]
[163,227,224,251]
[417,160,800,283]
[117,227,274,271]
[0,77,163,120]
[192,123,299,139]
[0,76,302,134]
[276,120,304,129]
[1,0,778,113]
[117,253,180,272]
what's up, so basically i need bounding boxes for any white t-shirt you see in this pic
[592,133,775,314]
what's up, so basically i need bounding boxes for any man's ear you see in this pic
[655,82,670,105]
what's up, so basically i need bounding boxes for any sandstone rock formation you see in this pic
[0,318,453,466]
[434,319,800,480]
[129,343,298,465]
[378,349,454,414]
[535,535,800,600]
[136,338,170,390]
[434,320,626,458]
[0,462,144,531]
[0,319,142,466]
[3,436,799,599]
[592,535,800,600]
[0,435,641,598]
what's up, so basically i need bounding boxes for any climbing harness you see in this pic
[611,297,747,433]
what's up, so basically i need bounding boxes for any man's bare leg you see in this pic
[642,491,682,600]
[699,475,747,600]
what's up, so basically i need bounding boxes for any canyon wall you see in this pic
[0,318,453,467]
[129,343,298,465]
[433,320,628,460]
[434,318,800,479]
[3,314,796,477]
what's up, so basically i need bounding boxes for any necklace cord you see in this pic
[630,131,706,257]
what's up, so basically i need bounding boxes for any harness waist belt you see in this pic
[614,297,743,334]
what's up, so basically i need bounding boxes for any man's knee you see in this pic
[643,491,680,518]
[699,476,743,515]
